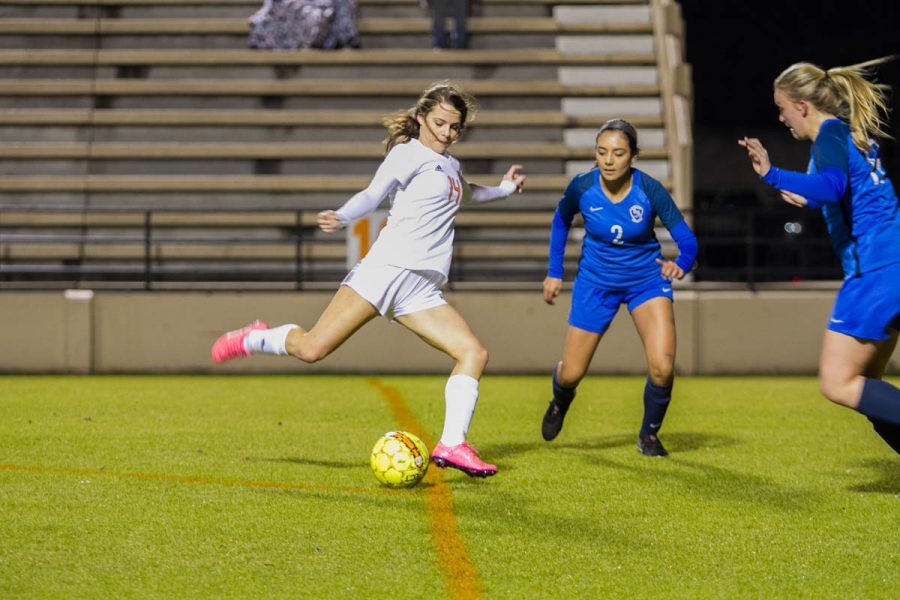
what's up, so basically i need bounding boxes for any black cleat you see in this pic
[637,435,669,457]
[542,397,573,441]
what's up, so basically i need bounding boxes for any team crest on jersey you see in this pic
[629,205,644,223]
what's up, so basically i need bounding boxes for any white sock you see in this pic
[244,324,299,355]
[440,374,479,447]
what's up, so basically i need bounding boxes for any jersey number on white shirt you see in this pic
[447,176,462,204]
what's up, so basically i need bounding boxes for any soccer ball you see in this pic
[370,431,430,488]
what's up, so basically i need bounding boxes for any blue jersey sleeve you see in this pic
[639,172,684,230]
[670,220,698,273]
[547,172,591,279]
[762,119,848,208]
[638,173,696,273]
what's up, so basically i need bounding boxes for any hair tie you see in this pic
[823,71,831,82]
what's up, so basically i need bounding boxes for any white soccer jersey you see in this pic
[350,138,465,277]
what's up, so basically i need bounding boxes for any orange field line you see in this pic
[367,377,483,600]
[0,463,397,496]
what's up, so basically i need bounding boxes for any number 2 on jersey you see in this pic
[610,224,624,245]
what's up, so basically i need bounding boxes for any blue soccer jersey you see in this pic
[763,118,900,277]
[547,168,697,289]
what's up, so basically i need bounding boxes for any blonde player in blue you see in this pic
[740,58,900,454]
[541,119,698,457]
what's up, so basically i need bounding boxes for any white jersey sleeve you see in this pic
[334,144,421,223]
[463,178,519,204]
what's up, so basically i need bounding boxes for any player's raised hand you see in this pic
[738,136,772,177]
[543,276,562,305]
[317,210,343,233]
[655,258,684,281]
[503,164,527,193]
[780,189,809,207]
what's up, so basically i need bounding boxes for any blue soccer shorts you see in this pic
[828,261,900,341]
[568,275,674,334]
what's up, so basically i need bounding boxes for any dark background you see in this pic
[678,0,900,282]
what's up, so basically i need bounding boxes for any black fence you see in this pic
[0,204,842,291]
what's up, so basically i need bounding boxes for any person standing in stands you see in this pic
[425,0,468,49]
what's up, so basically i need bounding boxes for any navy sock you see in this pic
[867,417,900,454]
[856,378,900,426]
[640,378,672,437]
[552,368,576,405]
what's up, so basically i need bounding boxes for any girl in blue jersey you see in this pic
[739,58,900,454]
[541,119,698,457]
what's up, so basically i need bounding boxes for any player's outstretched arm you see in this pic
[317,210,343,233]
[780,190,809,207]
[463,164,526,204]
[738,136,772,177]
[502,164,527,192]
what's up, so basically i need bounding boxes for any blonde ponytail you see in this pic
[774,56,894,152]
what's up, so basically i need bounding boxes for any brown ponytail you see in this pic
[381,81,478,153]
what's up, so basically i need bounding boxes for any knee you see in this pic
[466,344,489,372]
[648,360,674,387]
[454,342,488,375]
[557,362,585,388]
[818,372,855,407]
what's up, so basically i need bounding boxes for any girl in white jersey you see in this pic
[211,82,526,477]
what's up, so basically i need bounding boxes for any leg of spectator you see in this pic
[451,0,468,48]
[430,0,450,48]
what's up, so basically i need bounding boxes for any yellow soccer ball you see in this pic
[370,431,430,488]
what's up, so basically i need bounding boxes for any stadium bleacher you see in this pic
[0,0,691,288]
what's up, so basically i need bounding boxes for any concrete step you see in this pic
[0,47,655,80]
[557,34,654,55]
[558,65,657,86]
[0,48,657,65]
[0,108,662,143]
[0,78,660,96]
[553,4,651,24]
[0,16,653,34]
[0,124,566,143]
[0,141,668,160]
[0,108,663,127]
[0,0,650,20]
[5,63,570,80]
[0,173,668,212]
[563,126,664,149]
[0,173,590,210]
[0,122,665,149]
[562,96,661,117]
[0,17,652,49]
[0,32,645,50]
[0,78,660,111]
[0,172,662,192]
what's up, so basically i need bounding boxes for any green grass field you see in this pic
[1,375,897,598]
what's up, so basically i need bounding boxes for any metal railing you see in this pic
[0,205,842,291]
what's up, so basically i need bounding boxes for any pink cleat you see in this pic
[432,442,497,478]
[211,320,269,363]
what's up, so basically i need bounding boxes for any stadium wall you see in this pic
[2,291,897,375]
